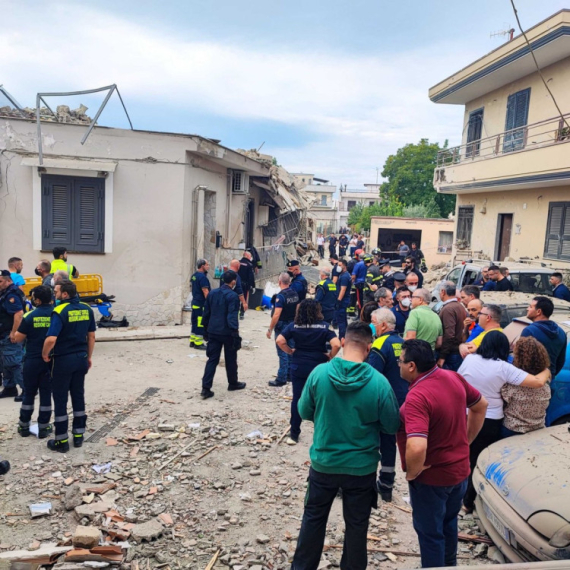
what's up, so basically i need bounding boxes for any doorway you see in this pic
[495,214,513,261]
[245,200,255,248]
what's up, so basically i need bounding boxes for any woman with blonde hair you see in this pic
[501,336,552,438]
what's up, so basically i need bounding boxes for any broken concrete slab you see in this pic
[64,485,83,511]
[131,519,163,542]
[74,503,114,520]
[72,526,101,550]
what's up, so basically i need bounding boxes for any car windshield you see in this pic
[510,272,552,296]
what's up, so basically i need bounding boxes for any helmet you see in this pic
[371,248,381,256]
[354,249,363,258]
[363,255,373,263]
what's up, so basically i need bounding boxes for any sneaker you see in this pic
[73,434,84,448]
[18,425,30,438]
[47,439,70,453]
[14,395,23,403]
[228,382,246,391]
[194,344,207,351]
[38,425,53,439]
[286,437,298,446]
[268,380,287,387]
[201,388,214,399]
[0,387,18,399]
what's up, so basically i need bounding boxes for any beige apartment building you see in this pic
[338,184,382,229]
[293,174,339,234]
[431,10,570,267]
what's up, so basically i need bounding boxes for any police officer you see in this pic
[267,272,300,387]
[351,253,371,313]
[381,261,396,291]
[368,307,408,501]
[328,233,337,257]
[238,251,256,319]
[315,268,337,325]
[365,255,383,303]
[200,270,246,399]
[42,281,96,453]
[346,250,361,319]
[335,259,352,339]
[190,259,211,350]
[14,286,53,438]
[338,233,348,257]
[0,270,25,401]
[50,247,79,279]
[287,260,308,301]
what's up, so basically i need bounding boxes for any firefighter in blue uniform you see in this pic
[267,272,300,386]
[200,270,246,399]
[190,259,211,350]
[42,281,96,453]
[287,260,308,301]
[15,286,53,438]
[334,259,352,339]
[314,268,337,325]
[367,307,408,502]
[0,270,25,401]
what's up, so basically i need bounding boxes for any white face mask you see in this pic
[401,298,412,308]
[50,278,55,287]
[408,285,418,292]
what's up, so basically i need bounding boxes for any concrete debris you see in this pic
[0,104,92,124]
[72,526,101,549]
[486,545,506,564]
[131,519,164,542]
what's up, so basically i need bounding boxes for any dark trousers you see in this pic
[190,305,205,346]
[292,468,377,570]
[336,305,349,339]
[355,283,365,312]
[318,245,324,259]
[464,418,502,510]
[51,352,88,441]
[378,432,397,491]
[0,335,24,390]
[409,478,468,568]
[329,246,336,257]
[19,358,52,429]
[339,247,346,257]
[442,352,462,373]
[500,425,522,439]
[201,334,238,389]
[275,321,294,383]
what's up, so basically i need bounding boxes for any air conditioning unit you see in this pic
[231,170,248,194]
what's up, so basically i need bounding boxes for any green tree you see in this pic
[403,197,441,219]
[347,195,404,232]
[380,139,455,218]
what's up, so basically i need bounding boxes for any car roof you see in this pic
[455,263,554,274]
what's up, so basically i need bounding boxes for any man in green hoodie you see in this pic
[292,321,400,570]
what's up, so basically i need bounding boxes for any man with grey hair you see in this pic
[404,288,442,350]
[267,272,300,386]
[35,260,53,288]
[461,303,504,355]
[437,281,466,371]
[374,287,394,309]
[368,308,407,501]
[53,270,70,286]
[228,260,248,315]
[315,267,337,324]
[190,259,211,350]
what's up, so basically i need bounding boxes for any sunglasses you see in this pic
[397,359,410,366]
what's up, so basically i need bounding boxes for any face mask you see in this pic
[34,268,41,276]
[55,299,61,306]
[408,285,418,292]
[50,278,55,287]
[401,298,412,308]
[287,271,294,278]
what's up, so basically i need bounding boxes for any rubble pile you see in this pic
[0,104,92,124]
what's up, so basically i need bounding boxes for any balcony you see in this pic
[434,113,570,194]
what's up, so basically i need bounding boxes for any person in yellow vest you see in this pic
[50,247,79,280]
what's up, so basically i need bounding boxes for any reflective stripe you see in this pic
[197,316,203,328]
[73,411,86,417]
[54,415,68,422]
[192,305,201,309]
[381,466,396,473]
[38,423,51,429]
[55,434,69,441]
[20,404,34,411]
[39,406,52,412]
[73,428,86,434]
[19,420,31,428]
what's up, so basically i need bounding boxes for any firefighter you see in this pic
[190,259,211,350]
[365,255,384,303]
[335,259,352,339]
[314,268,338,325]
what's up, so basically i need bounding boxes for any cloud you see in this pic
[0,2,476,186]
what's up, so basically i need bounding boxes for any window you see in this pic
[437,231,453,253]
[231,170,244,192]
[347,200,357,210]
[446,267,462,284]
[456,206,474,247]
[42,175,105,253]
[466,108,483,158]
[369,201,375,207]
[544,202,570,261]
[503,88,530,153]
[320,195,327,206]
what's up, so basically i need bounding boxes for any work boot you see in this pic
[14,394,23,403]
[189,341,195,348]
[268,380,286,387]
[38,425,53,439]
[194,344,207,351]
[201,389,214,399]
[73,434,84,448]
[286,437,298,446]
[18,425,31,438]
[228,382,246,391]
[47,439,70,453]
[0,387,18,399]
[377,483,393,502]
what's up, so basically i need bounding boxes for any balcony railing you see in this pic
[436,113,570,168]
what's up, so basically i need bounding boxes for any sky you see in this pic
[0,0,566,187]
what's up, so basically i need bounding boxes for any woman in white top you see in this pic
[457,330,550,512]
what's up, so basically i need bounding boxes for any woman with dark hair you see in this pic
[501,337,551,438]
[276,299,341,445]
[360,301,378,339]
[457,330,551,512]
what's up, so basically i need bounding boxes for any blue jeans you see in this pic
[442,352,462,373]
[500,425,522,439]
[0,335,24,390]
[409,478,468,568]
[275,321,294,383]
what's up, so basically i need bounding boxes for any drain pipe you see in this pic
[191,185,208,271]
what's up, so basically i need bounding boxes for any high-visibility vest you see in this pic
[50,259,75,279]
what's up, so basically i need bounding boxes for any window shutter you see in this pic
[42,177,73,250]
[561,207,570,260]
[544,203,564,259]
[504,88,530,153]
[73,178,104,253]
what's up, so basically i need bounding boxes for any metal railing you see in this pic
[436,113,570,168]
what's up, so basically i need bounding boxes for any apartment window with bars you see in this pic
[41,175,105,253]
[232,170,244,192]
[456,206,474,247]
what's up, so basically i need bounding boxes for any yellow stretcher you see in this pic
[23,274,103,298]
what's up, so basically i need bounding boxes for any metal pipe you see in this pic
[80,85,116,145]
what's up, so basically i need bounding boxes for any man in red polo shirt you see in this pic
[396,339,487,568]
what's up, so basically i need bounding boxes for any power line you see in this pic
[509,0,570,129]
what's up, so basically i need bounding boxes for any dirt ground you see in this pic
[0,309,492,569]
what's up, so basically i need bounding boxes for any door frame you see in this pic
[494,213,514,261]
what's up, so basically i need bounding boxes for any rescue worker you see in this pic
[276,299,341,444]
[287,260,308,301]
[15,286,53,438]
[0,270,25,401]
[315,268,337,325]
[42,281,96,453]
[365,255,383,302]
[329,254,342,283]
[267,273,300,386]
[328,233,337,257]
[190,259,211,350]
[249,246,262,274]
[380,260,395,291]
[346,249,362,319]
[352,253,371,313]
[228,259,248,318]
[368,308,408,502]
[238,251,256,319]
[200,270,246,399]
[50,247,79,279]
[335,259,352,339]
[338,233,348,257]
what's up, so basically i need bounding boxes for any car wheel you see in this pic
[551,414,570,426]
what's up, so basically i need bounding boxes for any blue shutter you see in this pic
[544,202,570,261]
[503,88,530,153]
[42,176,73,250]
[73,178,104,253]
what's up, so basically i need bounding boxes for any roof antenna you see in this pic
[490,25,515,42]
